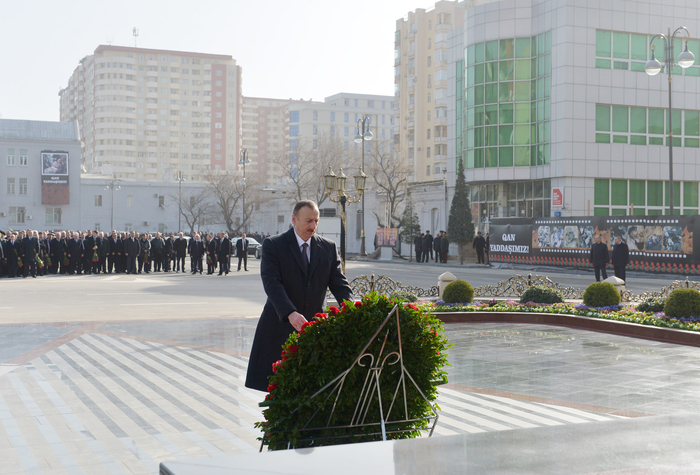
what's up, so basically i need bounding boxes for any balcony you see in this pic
[394,57,401,67]
[434,98,447,107]
[407,121,415,129]
[435,41,448,50]
[408,102,415,111]
[434,136,447,143]
[395,74,401,83]
[435,23,452,32]
[434,154,447,162]
[434,117,447,125]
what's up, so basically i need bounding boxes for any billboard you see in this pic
[376,228,398,247]
[489,216,695,274]
[41,151,70,205]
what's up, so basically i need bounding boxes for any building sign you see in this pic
[41,151,70,205]
[488,216,695,274]
[552,187,564,207]
[376,228,398,247]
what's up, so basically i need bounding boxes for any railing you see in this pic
[336,273,700,303]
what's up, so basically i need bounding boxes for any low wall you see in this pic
[434,311,700,347]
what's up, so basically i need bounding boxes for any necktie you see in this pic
[301,242,309,272]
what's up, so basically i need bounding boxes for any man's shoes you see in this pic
[245,269,249,271]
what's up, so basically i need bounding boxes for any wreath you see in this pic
[37,257,45,269]
[255,292,450,450]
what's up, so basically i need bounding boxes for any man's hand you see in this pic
[288,311,308,332]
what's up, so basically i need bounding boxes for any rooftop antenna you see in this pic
[133,27,139,47]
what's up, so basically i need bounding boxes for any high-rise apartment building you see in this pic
[395,1,467,182]
[60,45,242,183]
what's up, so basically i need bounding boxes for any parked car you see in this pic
[232,237,262,259]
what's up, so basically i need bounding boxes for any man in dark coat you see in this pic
[6,233,19,278]
[50,232,62,274]
[422,231,433,262]
[108,231,121,273]
[440,231,449,263]
[414,233,423,263]
[245,200,353,392]
[433,232,442,262]
[218,232,232,275]
[137,233,151,274]
[124,231,139,274]
[590,235,610,282]
[21,230,39,278]
[236,233,250,271]
[189,234,204,274]
[174,232,187,272]
[164,234,174,272]
[151,232,165,272]
[473,231,486,264]
[611,235,630,283]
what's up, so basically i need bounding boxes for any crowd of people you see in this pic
[0,229,268,278]
[413,230,450,263]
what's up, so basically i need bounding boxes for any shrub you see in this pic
[636,297,666,314]
[582,282,621,307]
[519,285,565,304]
[442,280,474,304]
[664,289,700,319]
[389,289,418,302]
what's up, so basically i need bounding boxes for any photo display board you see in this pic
[41,151,70,205]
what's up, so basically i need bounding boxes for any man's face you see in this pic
[61,232,66,238]
[615,236,621,244]
[595,236,601,244]
[241,233,246,239]
[179,233,183,238]
[292,206,319,242]
[156,233,160,238]
[130,231,135,238]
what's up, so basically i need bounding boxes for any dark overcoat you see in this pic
[245,228,353,391]
[611,242,629,267]
[590,242,610,267]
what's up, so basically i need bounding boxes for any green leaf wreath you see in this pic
[255,292,451,450]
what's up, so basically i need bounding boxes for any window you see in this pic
[313,125,318,135]
[427,147,431,158]
[313,111,318,121]
[290,111,299,122]
[426,165,431,176]
[6,177,15,194]
[7,149,15,165]
[18,150,27,166]
[344,112,349,122]
[331,111,335,122]
[9,206,25,224]
[159,195,165,207]
[46,207,62,225]
[127,195,133,207]
[18,178,27,195]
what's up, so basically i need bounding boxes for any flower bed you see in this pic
[424,300,700,334]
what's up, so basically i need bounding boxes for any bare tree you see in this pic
[168,186,213,236]
[204,169,262,234]
[366,139,408,228]
[272,133,345,206]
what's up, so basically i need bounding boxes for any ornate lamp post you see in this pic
[354,116,372,256]
[103,175,121,231]
[239,149,252,231]
[175,170,185,232]
[324,166,367,273]
[645,27,695,216]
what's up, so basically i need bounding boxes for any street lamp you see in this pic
[239,149,252,231]
[175,170,185,232]
[324,166,367,273]
[103,175,121,231]
[646,27,695,216]
[354,116,372,256]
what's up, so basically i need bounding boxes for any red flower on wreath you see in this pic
[272,360,283,372]
[314,313,327,320]
[355,301,363,308]
[265,393,273,401]
[267,383,278,393]
[301,320,317,334]
[328,306,340,315]
[407,304,419,311]
[287,344,299,354]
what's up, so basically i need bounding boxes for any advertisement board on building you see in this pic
[552,187,564,207]
[488,216,695,274]
[41,151,70,205]
[376,228,398,247]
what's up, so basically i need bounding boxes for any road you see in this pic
[0,258,688,325]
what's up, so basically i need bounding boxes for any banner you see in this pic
[41,151,70,205]
[488,216,695,274]
[376,228,398,247]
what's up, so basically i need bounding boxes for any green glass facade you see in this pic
[596,105,700,147]
[594,179,699,215]
[455,59,464,168]
[464,32,551,169]
[595,29,700,75]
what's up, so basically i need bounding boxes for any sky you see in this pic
[0,0,436,122]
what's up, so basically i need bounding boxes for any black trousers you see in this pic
[218,255,230,274]
[176,256,186,272]
[415,249,421,262]
[238,253,248,270]
[108,254,119,273]
[23,257,37,277]
[614,266,626,283]
[126,255,137,274]
[191,257,203,274]
[476,249,485,264]
[594,266,608,282]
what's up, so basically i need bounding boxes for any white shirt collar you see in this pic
[294,230,311,248]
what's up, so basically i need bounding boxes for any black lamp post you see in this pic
[324,166,366,273]
[354,116,372,256]
[239,149,251,230]
[645,27,695,216]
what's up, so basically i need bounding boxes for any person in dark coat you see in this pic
[611,235,630,283]
[21,230,39,278]
[440,231,449,263]
[5,233,19,278]
[414,233,423,263]
[590,235,610,282]
[218,232,232,275]
[205,234,218,274]
[236,233,250,271]
[473,231,486,264]
[189,234,204,274]
[423,231,433,262]
[164,234,174,272]
[433,233,442,262]
[485,232,491,264]
[174,232,187,272]
[151,232,165,272]
[137,234,151,274]
[124,232,139,274]
[108,231,121,273]
[50,232,62,274]
[245,200,353,392]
